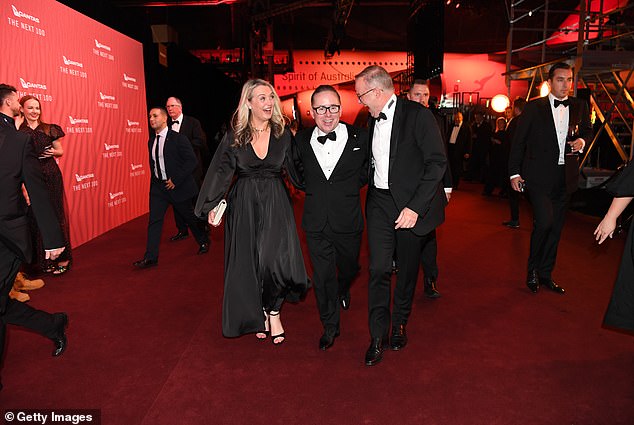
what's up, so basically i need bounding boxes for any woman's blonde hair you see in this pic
[231,79,286,147]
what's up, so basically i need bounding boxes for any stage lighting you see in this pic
[491,94,510,113]
[539,81,550,97]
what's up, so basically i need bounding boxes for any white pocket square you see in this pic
[353,147,361,151]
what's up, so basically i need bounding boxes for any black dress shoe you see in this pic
[423,278,441,299]
[197,243,209,255]
[526,270,539,293]
[133,258,158,269]
[319,329,339,351]
[539,277,565,294]
[365,337,385,366]
[51,313,68,357]
[502,220,520,229]
[340,291,350,310]
[170,231,189,241]
[390,324,408,351]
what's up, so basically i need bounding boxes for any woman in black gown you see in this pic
[594,164,634,333]
[195,79,309,343]
[18,95,72,275]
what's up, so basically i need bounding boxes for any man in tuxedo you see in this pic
[166,97,209,242]
[294,85,368,351]
[133,107,209,269]
[407,81,452,299]
[467,110,492,183]
[446,111,471,189]
[509,62,592,294]
[502,97,526,229]
[0,84,68,390]
[355,66,447,366]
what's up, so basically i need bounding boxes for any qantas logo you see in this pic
[94,39,111,51]
[75,173,95,182]
[12,5,40,23]
[99,92,115,101]
[109,191,124,200]
[63,56,83,68]
[20,78,47,90]
[127,120,139,126]
[131,164,143,171]
[68,116,88,125]
[104,143,120,151]
[123,73,137,82]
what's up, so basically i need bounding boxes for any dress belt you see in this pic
[372,186,391,194]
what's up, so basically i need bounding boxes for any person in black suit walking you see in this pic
[446,111,471,189]
[407,81,451,299]
[0,84,69,390]
[294,85,368,350]
[166,97,209,242]
[354,66,447,366]
[133,107,209,269]
[502,97,526,229]
[509,62,592,294]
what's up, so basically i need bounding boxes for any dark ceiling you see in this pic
[61,0,587,56]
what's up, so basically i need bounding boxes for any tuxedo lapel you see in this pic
[388,98,402,174]
[540,97,558,145]
[329,125,359,179]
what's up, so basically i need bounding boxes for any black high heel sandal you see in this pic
[52,262,71,276]
[269,311,285,345]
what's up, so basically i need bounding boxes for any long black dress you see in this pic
[195,128,310,337]
[603,164,634,332]
[19,123,72,271]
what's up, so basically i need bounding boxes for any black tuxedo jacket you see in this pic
[169,115,208,181]
[369,98,447,236]
[294,123,368,233]
[148,129,199,202]
[447,123,472,159]
[509,96,592,193]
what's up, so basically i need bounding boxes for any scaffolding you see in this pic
[504,0,634,170]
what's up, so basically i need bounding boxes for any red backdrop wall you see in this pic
[0,0,149,247]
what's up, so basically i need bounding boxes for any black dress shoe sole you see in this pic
[170,234,189,241]
[133,260,158,269]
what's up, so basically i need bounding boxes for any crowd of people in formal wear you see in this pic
[1,61,632,389]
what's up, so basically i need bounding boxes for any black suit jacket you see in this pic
[294,123,368,233]
[169,115,208,181]
[509,96,592,193]
[369,98,447,236]
[0,126,64,308]
[148,129,199,202]
[447,123,472,159]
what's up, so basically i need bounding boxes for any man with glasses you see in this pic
[293,85,368,351]
[355,66,446,366]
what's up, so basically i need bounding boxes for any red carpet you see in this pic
[1,181,632,424]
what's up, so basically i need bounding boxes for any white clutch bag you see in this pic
[210,199,227,227]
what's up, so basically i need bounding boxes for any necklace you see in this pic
[252,123,269,133]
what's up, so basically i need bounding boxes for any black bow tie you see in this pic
[172,120,179,125]
[376,112,387,122]
[554,99,570,108]
[317,131,336,144]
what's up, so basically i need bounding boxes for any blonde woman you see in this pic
[195,79,309,344]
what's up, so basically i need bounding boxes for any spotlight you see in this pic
[539,81,550,97]
[491,94,510,113]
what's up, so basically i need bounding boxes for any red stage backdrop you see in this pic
[0,0,149,247]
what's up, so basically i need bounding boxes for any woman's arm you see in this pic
[594,196,634,244]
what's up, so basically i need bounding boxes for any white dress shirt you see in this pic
[171,113,184,133]
[371,94,397,189]
[548,93,569,165]
[152,126,169,180]
[310,123,348,180]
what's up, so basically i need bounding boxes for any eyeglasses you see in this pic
[312,105,340,115]
[356,87,377,100]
